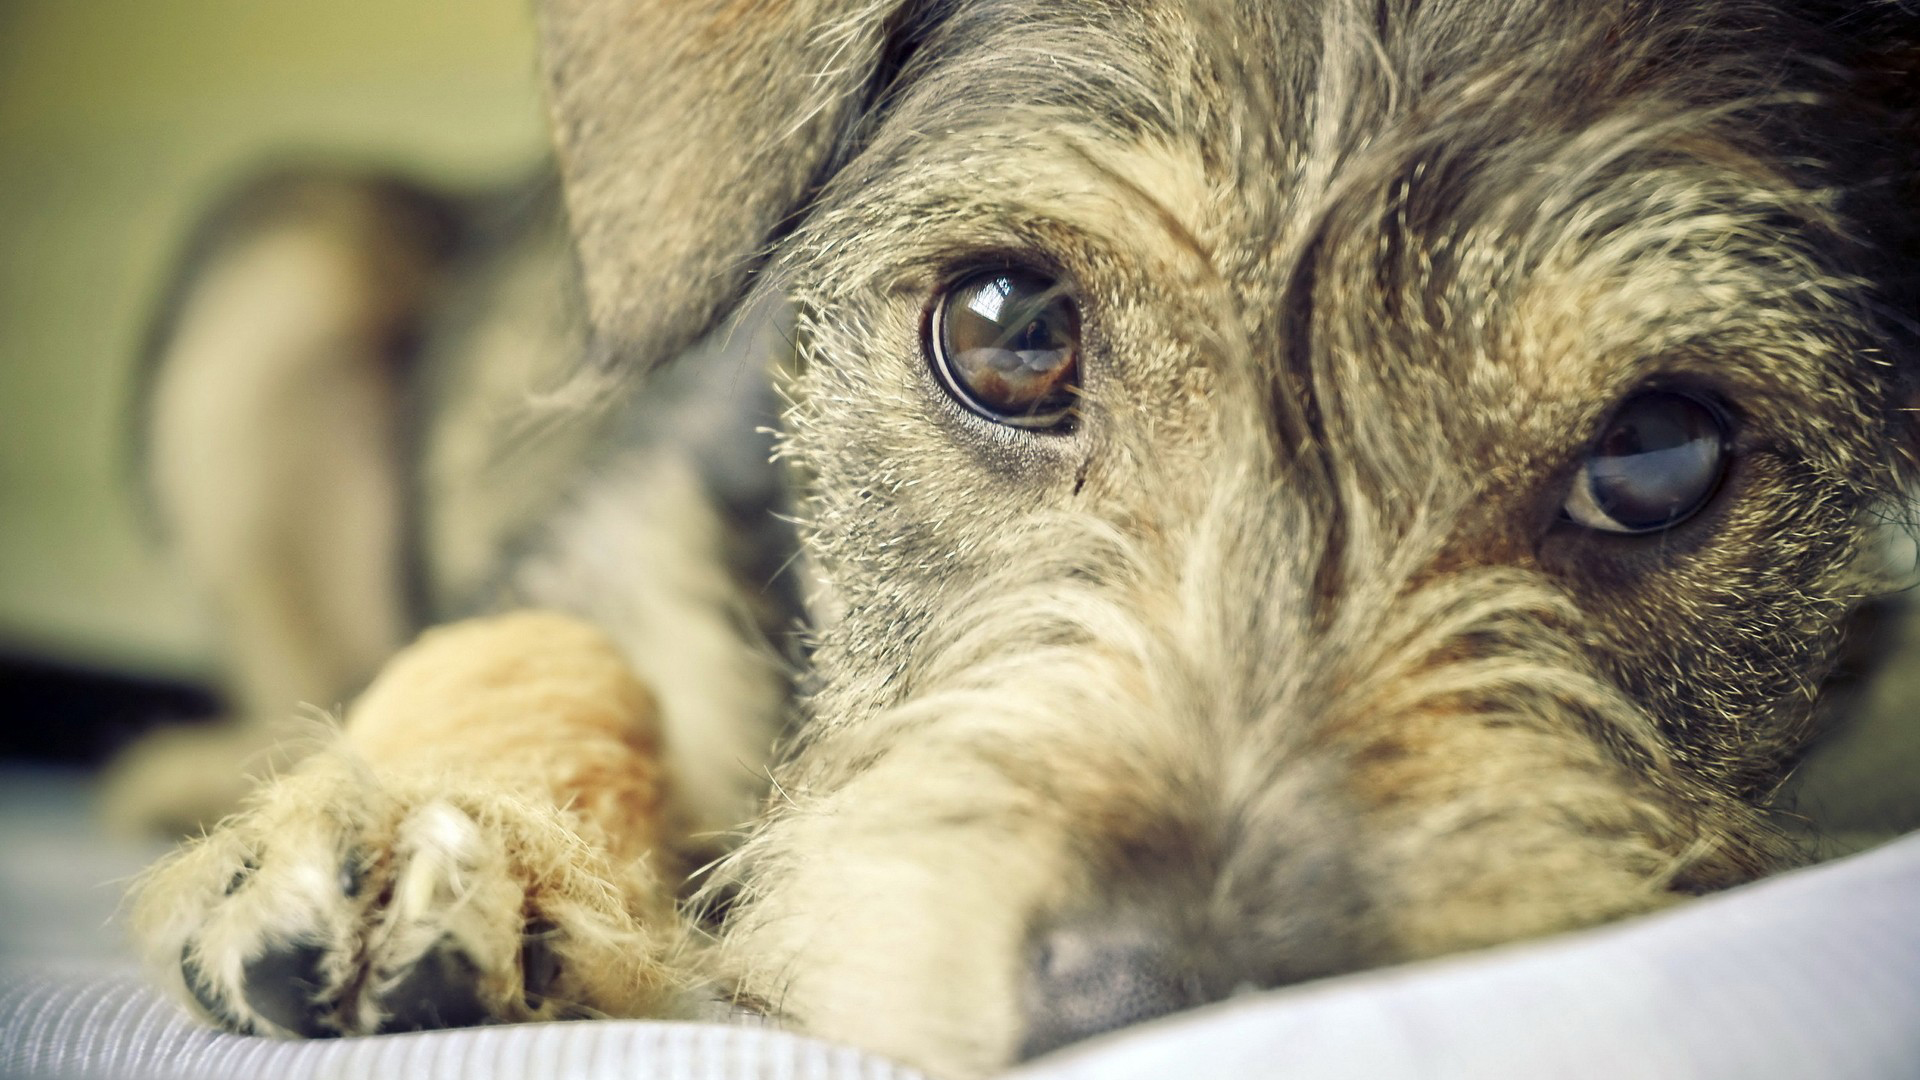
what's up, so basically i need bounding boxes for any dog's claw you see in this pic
[241,941,335,1037]
[376,936,488,1032]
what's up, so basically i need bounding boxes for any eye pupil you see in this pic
[1565,391,1728,535]
[931,268,1079,428]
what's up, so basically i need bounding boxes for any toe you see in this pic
[241,940,336,1037]
[375,935,488,1032]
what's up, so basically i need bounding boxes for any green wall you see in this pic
[0,1,547,674]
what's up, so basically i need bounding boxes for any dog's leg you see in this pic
[101,172,452,834]
[129,611,704,1034]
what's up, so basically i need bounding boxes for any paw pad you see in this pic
[376,935,488,1032]
[240,941,335,1038]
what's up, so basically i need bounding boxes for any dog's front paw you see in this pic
[129,752,694,1036]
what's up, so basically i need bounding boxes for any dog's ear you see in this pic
[537,0,922,372]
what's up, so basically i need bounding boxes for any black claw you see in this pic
[241,941,336,1037]
[376,936,488,1032]
[521,919,563,1008]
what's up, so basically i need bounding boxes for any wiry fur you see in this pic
[122,0,1917,1076]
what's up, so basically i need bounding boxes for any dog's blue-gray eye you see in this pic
[929,269,1079,429]
[1563,391,1728,534]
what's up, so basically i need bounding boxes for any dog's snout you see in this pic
[1017,919,1204,1061]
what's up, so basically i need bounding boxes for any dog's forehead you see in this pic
[885,0,1233,139]
[800,0,1873,478]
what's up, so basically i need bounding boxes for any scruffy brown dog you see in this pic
[122,0,1918,1075]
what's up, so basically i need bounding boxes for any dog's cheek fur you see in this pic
[720,746,1071,1075]
[1338,711,1688,957]
[1569,460,1880,797]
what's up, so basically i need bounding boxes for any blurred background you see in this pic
[0,0,547,761]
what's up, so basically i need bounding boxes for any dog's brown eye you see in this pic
[1563,391,1728,534]
[929,269,1079,429]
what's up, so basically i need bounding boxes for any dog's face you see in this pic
[540,0,1917,1074]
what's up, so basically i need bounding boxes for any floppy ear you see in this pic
[537,0,912,371]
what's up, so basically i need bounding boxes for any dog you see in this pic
[118,0,1919,1075]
